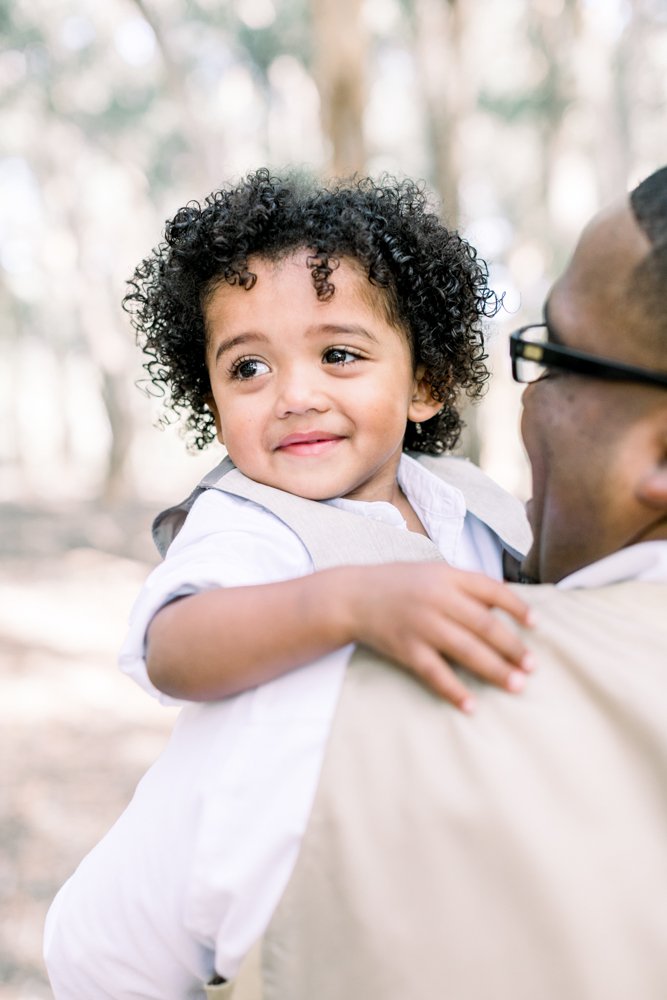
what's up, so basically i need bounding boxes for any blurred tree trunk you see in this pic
[411,0,471,228]
[310,0,367,177]
[100,368,133,502]
[129,0,213,192]
[68,203,135,502]
[412,0,478,456]
[582,34,629,202]
[1,292,23,484]
[410,0,476,456]
[577,0,632,201]
[522,0,580,269]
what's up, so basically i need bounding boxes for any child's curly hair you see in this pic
[124,168,499,454]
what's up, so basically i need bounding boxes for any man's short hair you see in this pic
[630,166,667,249]
[629,167,667,359]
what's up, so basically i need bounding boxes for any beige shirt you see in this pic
[258,564,667,1000]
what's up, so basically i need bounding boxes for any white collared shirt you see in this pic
[45,455,505,998]
[557,540,667,589]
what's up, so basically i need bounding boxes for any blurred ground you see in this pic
[0,501,180,998]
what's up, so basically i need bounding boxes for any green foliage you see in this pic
[479,84,570,124]
[235,0,312,77]
[147,131,191,191]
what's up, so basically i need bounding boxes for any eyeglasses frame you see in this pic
[509,324,667,389]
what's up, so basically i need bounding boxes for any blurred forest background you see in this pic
[2,0,667,995]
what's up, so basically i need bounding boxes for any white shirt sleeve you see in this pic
[44,698,248,999]
[44,651,351,997]
[118,489,314,703]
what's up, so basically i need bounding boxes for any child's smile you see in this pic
[205,250,439,503]
[274,431,346,457]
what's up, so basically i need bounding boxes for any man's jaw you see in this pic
[519,499,541,583]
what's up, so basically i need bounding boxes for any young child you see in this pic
[120,169,533,714]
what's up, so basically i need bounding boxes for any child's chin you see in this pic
[248,473,340,502]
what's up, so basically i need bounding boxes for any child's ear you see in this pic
[408,367,442,423]
[207,397,225,445]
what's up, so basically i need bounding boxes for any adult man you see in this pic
[44,169,667,999]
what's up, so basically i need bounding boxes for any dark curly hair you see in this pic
[124,168,499,453]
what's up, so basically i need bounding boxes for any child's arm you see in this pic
[146,563,534,713]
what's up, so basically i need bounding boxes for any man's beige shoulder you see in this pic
[260,577,667,1000]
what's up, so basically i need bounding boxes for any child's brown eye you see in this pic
[231,358,269,380]
[323,347,359,365]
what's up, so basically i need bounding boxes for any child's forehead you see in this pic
[247,249,401,325]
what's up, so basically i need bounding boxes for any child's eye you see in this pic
[230,357,270,380]
[323,347,361,366]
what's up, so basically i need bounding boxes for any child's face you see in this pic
[204,251,439,503]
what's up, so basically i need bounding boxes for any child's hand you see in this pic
[343,563,535,713]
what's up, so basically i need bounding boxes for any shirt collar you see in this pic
[326,494,406,527]
[557,541,667,590]
[324,454,467,564]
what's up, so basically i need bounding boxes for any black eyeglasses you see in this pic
[510,324,667,388]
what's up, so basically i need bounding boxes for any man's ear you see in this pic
[207,397,225,445]
[635,463,667,510]
[636,421,667,510]
[408,367,443,424]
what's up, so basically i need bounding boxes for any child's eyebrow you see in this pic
[213,332,268,364]
[315,323,379,343]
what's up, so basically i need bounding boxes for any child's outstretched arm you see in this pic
[146,563,534,712]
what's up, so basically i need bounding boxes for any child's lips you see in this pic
[275,432,344,456]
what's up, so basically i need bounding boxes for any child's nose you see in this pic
[274,366,328,417]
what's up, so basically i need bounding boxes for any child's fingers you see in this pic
[457,571,535,626]
[467,604,535,672]
[407,645,476,713]
[427,615,532,694]
[431,590,535,673]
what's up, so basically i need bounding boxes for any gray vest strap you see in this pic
[152,455,235,557]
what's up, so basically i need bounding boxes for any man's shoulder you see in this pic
[511,578,667,605]
[510,580,667,646]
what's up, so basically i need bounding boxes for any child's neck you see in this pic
[393,488,429,537]
[348,478,428,538]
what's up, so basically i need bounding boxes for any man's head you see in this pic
[124,169,497,455]
[517,167,667,584]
